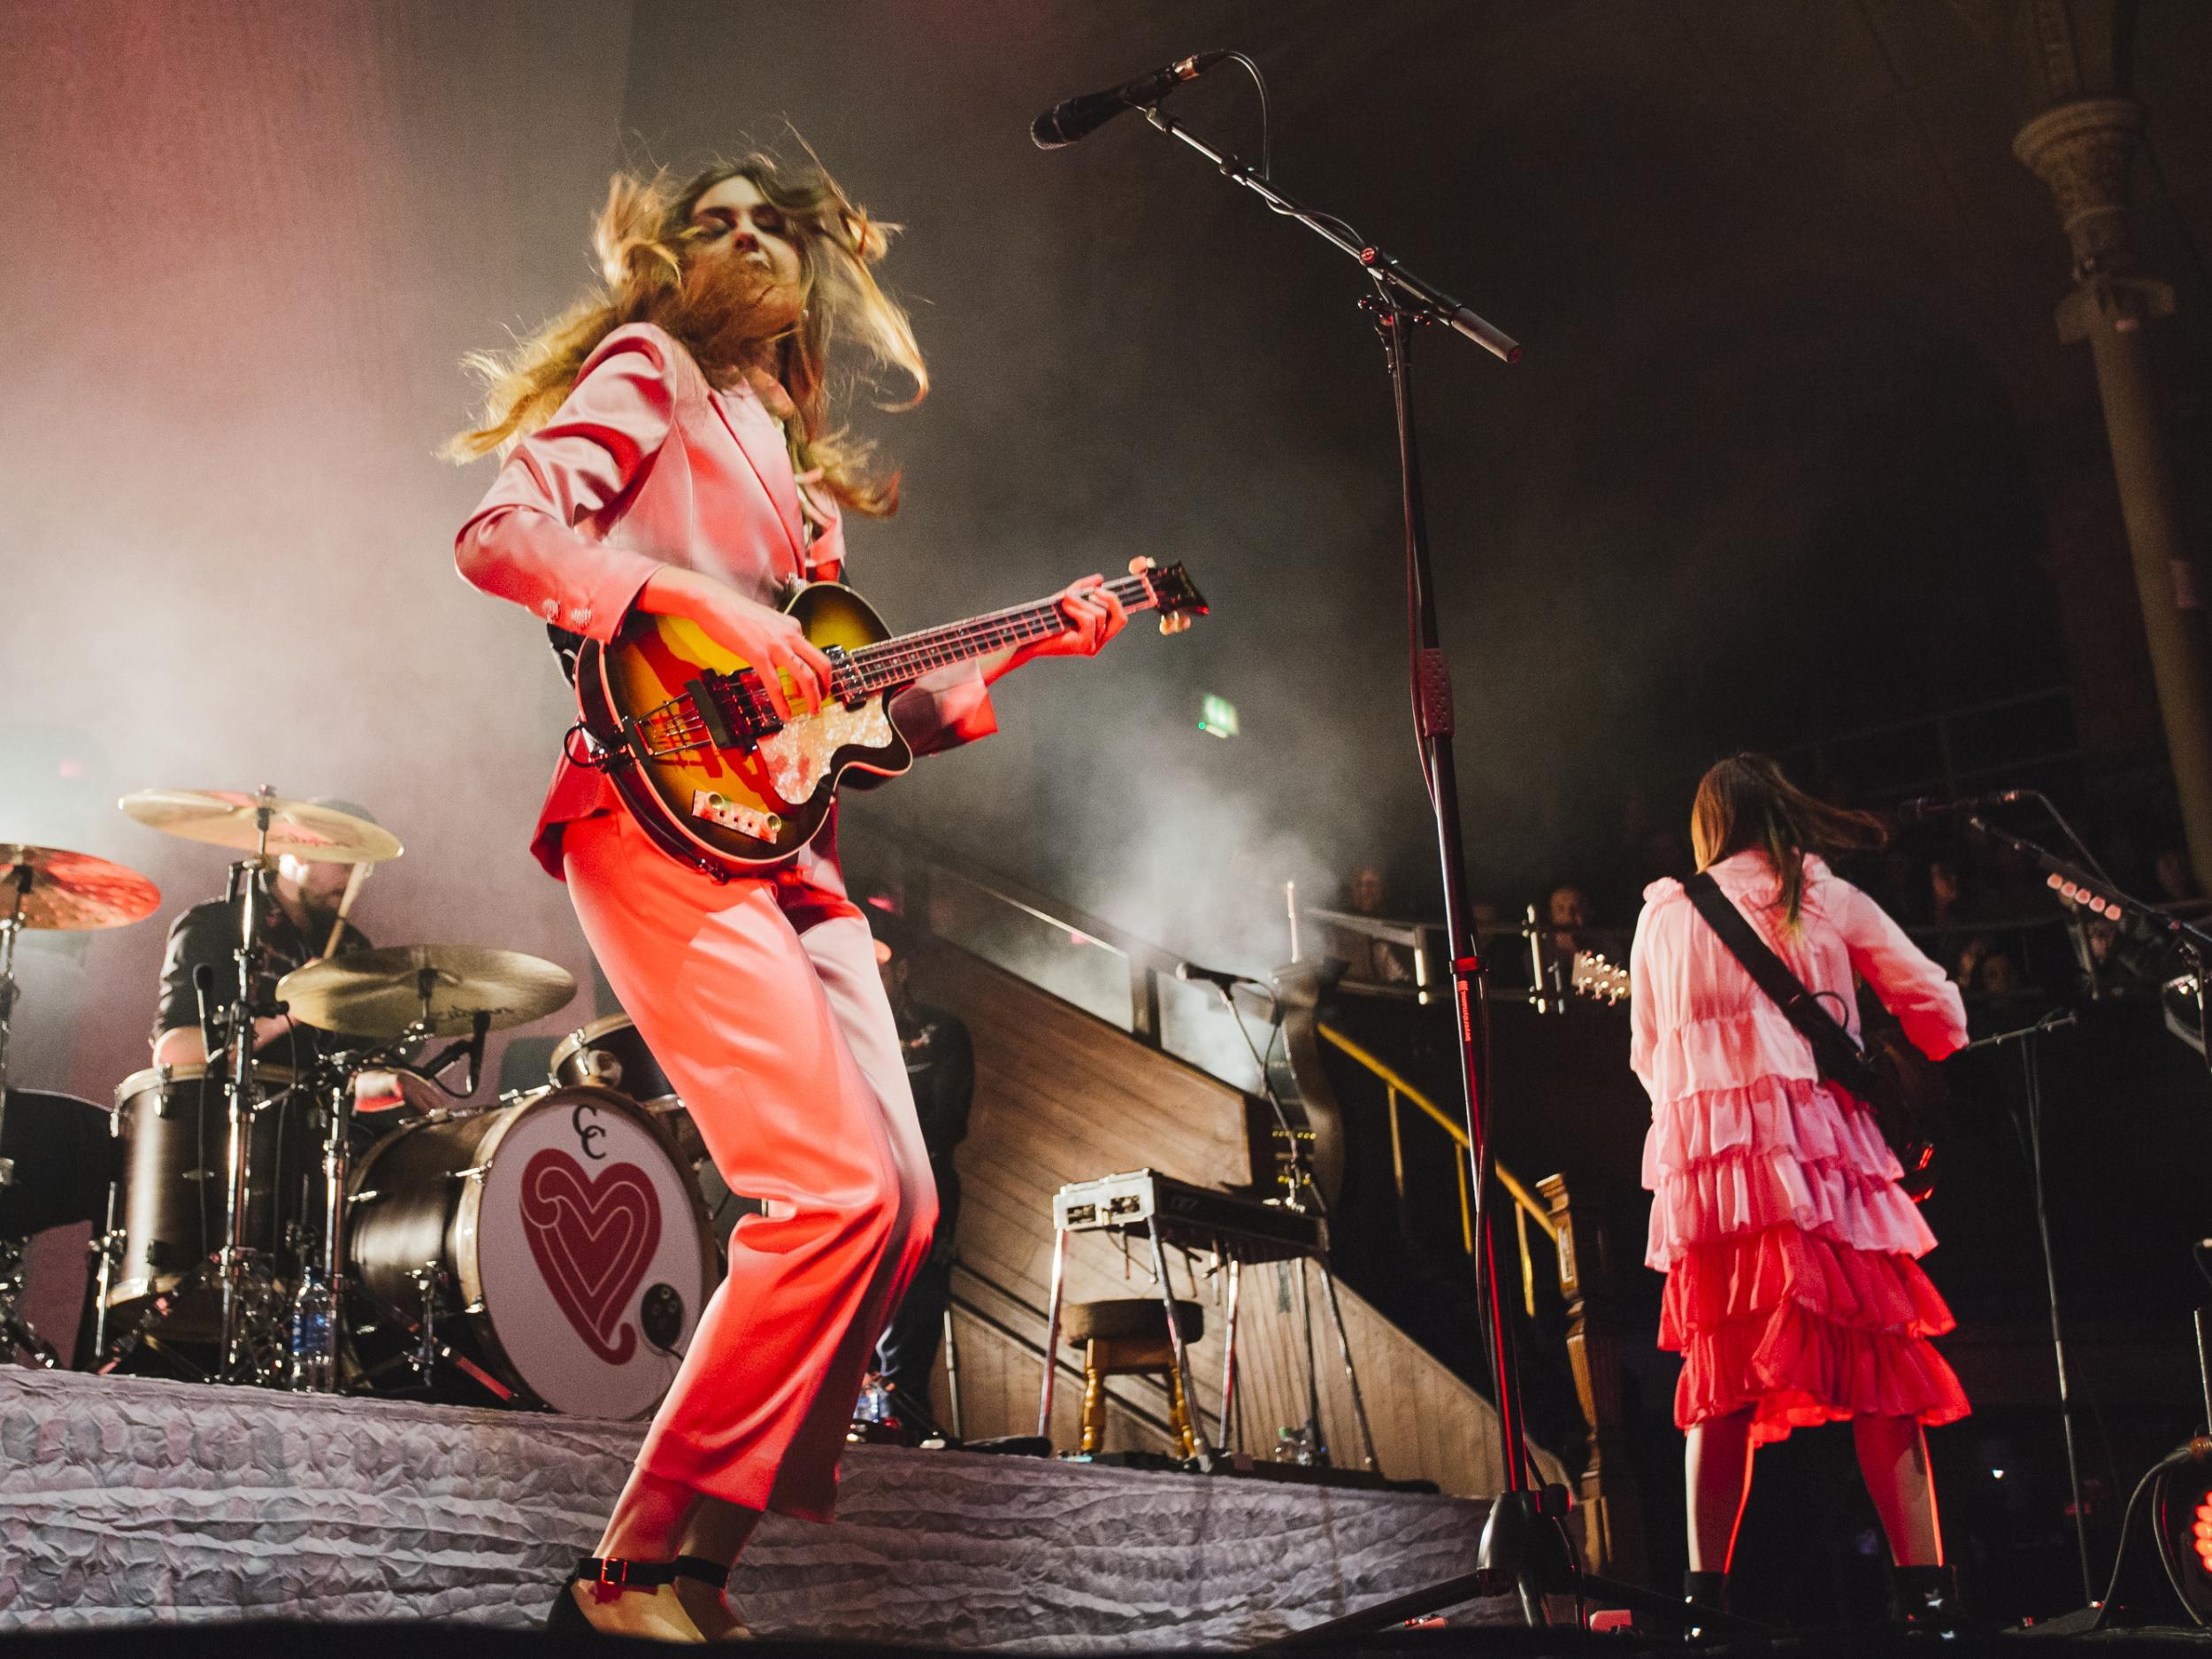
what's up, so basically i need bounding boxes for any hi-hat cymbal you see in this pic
[0,845,162,931]
[277,945,575,1039]
[119,788,403,865]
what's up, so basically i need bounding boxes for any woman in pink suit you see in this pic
[1630,755,1970,1624]
[449,155,1126,1640]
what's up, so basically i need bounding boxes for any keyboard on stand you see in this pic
[1051,1168,1324,1263]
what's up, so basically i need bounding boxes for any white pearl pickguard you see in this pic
[756,697,895,805]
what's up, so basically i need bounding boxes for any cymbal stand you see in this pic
[0,865,61,1365]
[292,1056,352,1393]
[0,861,33,1187]
[216,791,282,1385]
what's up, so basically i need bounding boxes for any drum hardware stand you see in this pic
[292,1058,354,1394]
[1125,65,1569,1624]
[0,859,35,1187]
[88,1137,123,1363]
[0,1237,61,1367]
[407,1261,442,1382]
[0,867,50,1362]
[212,791,288,1386]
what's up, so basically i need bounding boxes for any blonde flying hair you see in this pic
[446,153,926,516]
[1688,753,1887,927]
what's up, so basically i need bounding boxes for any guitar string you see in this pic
[640,573,1176,745]
[844,576,1161,689]
[849,590,1133,680]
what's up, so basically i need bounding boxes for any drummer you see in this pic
[149,798,380,1083]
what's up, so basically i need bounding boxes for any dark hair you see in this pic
[1689,754,1886,926]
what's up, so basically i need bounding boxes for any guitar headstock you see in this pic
[1129,557,1209,636]
[1570,950,1632,1005]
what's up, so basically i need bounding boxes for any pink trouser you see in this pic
[561,809,936,1520]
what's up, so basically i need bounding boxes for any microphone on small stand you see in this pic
[1031,50,1232,150]
[1894,789,2032,825]
[193,963,225,1062]
[1174,958,1259,994]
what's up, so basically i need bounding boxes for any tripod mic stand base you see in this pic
[1262,1479,1779,1645]
[1477,1483,1575,1626]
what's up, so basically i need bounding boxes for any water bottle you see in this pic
[289,1267,333,1391]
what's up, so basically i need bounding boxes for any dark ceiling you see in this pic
[606,1,2209,923]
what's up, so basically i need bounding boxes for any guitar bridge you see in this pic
[685,675,744,750]
[689,791,782,841]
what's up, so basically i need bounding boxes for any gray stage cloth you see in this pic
[0,1369,1508,1646]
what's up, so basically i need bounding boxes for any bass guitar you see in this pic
[574,558,1207,880]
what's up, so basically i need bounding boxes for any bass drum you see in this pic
[549,1015,758,1237]
[345,1086,715,1417]
[108,1064,314,1338]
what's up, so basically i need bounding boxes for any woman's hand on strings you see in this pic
[1019,573,1129,663]
[639,566,833,718]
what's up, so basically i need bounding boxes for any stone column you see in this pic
[2016,98,2212,893]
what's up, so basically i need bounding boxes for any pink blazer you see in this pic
[455,323,995,902]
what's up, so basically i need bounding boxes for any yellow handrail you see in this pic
[1317,1021,1558,1242]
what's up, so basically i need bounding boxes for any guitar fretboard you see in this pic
[833,572,1160,697]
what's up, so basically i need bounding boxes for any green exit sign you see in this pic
[1199,694,1240,739]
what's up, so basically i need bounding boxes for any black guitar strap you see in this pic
[1680,871,1878,1099]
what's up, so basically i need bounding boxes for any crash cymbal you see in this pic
[0,845,161,931]
[119,788,402,864]
[277,945,575,1039]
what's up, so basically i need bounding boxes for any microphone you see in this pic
[193,963,225,1059]
[1175,959,1259,993]
[1895,789,2032,824]
[1032,50,1232,150]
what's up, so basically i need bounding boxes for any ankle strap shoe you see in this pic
[574,1555,730,1604]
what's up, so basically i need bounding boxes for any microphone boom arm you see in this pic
[1136,105,1522,364]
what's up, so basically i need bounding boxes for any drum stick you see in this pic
[321,862,370,958]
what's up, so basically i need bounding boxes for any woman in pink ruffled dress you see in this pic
[1630,755,1970,1619]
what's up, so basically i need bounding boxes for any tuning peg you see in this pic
[1159,612,1192,636]
[1128,556,1156,575]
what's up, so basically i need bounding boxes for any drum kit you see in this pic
[1,788,721,1420]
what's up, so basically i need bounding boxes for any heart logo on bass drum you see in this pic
[518,1148,664,1366]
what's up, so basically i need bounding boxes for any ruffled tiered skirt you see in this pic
[1644,1063,1970,1445]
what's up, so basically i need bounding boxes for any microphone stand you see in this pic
[1961,811,2212,1087]
[1129,98,1582,1624]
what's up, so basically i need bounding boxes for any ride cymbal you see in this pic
[0,845,161,931]
[119,788,402,864]
[277,945,575,1038]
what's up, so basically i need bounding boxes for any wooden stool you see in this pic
[1062,1297,1206,1457]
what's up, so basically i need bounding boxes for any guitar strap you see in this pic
[1680,870,1878,1099]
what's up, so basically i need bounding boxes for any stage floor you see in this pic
[0,1368,1507,1646]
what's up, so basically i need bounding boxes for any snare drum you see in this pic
[107,1064,316,1333]
[345,1085,715,1417]
[549,1015,677,1108]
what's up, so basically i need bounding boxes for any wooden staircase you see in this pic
[901,933,1571,1499]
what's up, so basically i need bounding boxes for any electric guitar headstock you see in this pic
[1571,949,1632,1005]
[1130,557,1209,635]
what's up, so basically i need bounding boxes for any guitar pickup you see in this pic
[685,676,745,750]
[690,791,782,841]
[732,668,785,736]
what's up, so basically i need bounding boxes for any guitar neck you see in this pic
[839,572,1162,695]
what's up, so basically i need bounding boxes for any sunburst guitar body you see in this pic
[574,561,1207,880]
